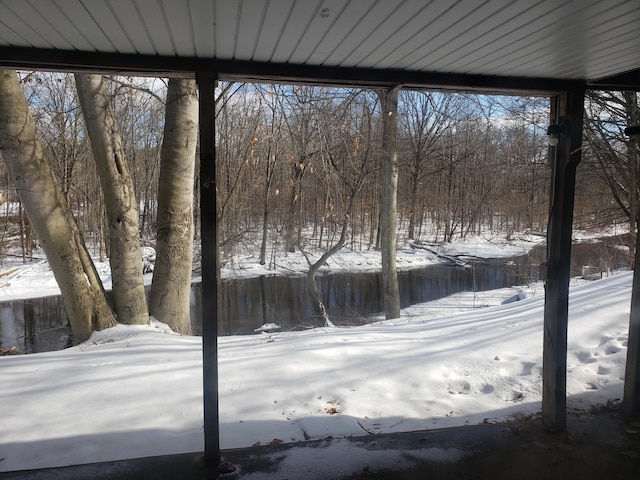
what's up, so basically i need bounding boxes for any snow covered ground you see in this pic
[0,232,633,475]
[0,275,632,472]
[219,232,543,279]
[0,233,538,301]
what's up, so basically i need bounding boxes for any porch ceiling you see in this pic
[0,0,639,92]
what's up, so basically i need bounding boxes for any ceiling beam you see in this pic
[589,68,640,91]
[0,46,587,96]
[215,60,583,96]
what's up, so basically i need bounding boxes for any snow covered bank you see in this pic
[0,272,631,473]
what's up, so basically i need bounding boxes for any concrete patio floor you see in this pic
[1,406,639,480]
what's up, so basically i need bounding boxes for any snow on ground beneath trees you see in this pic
[0,232,539,301]
[0,232,541,303]
[219,232,545,278]
[0,266,632,473]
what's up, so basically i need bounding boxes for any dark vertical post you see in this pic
[196,71,220,467]
[624,234,640,418]
[542,89,585,431]
[624,125,640,419]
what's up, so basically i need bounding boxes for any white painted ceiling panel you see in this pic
[214,0,241,59]
[333,1,427,67]
[320,0,396,66]
[408,0,540,72]
[433,0,550,73]
[353,2,451,68]
[252,0,296,62]
[0,0,638,86]
[0,10,35,47]
[584,0,633,30]
[55,0,116,51]
[33,1,95,51]
[234,0,268,60]
[0,2,55,49]
[455,3,584,76]
[270,0,322,63]
[0,20,27,46]
[287,0,351,64]
[135,0,177,56]
[108,0,156,55]
[188,0,215,58]
[385,0,505,71]
[161,0,198,57]
[8,1,73,50]
[81,1,137,54]
[304,0,374,65]
[590,50,640,80]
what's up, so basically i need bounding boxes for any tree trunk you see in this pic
[149,78,198,335]
[285,158,305,252]
[379,88,401,319]
[75,73,148,325]
[306,195,357,328]
[408,170,419,240]
[259,143,275,266]
[259,197,270,266]
[0,69,116,341]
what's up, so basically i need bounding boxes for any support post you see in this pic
[623,232,640,418]
[542,89,585,431]
[624,123,640,419]
[196,71,220,467]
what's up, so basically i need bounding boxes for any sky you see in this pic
[0,233,633,478]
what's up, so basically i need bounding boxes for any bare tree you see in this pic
[254,84,286,266]
[378,88,401,320]
[304,90,377,325]
[75,73,149,325]
[111,78,165,239]
[215,82,262,256]
[149,78,198,335]
[399,91,459,241]
[278,86,321,253]
[584,91,640,233]
[0,69,116,341]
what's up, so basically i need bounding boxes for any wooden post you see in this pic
[623,127,640,419]
[196,71,220,467]
[542,89,585,431]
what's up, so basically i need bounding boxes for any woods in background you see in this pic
[0,73,636,278]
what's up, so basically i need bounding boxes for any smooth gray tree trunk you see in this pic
[379,88,401,319]
[75,73,148,325]
[149,78,198,335]
[0,69,116,341]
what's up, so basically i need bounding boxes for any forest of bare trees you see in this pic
[0,72,637,278]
